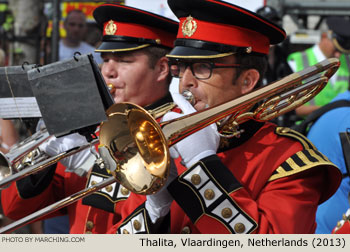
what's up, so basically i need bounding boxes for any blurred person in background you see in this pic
[287,16,350,117]
[59,9,102,64]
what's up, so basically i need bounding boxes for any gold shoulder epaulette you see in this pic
[269,127,334,181]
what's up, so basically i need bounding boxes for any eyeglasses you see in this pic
[169,61,243,80]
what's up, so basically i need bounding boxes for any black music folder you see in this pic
[28,54,114,138]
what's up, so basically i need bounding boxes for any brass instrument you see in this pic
[107,83,115,93]
[98,58,340,195]
[0,129,99,190]
[0,58,339,233]
[0,129,52,188]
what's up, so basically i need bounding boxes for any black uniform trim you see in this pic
[82,164,128,213]
[302,149,319,163]
[280,160,293,172]
[117,203,170,234]
[118,206,149,234]
[199,155,242,192]
[168,155,256,233]
[290,152,307,167]
[16,163,57,199]
[168,173,204,222]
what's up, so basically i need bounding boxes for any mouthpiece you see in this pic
[182,90,196,106]
[107,83,115,93]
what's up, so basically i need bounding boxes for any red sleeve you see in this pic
[1,163,67,221]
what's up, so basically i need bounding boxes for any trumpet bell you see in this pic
[99,103,169,195]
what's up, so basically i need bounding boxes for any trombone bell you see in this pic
[99,103,169,195]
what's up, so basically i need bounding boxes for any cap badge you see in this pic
[182,16,197,37]
[105,20,117,35]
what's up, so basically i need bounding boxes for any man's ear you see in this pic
[239,69,260,94]
[155,57,170,83]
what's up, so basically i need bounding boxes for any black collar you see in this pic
[218,119,265,152]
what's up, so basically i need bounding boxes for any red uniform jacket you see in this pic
[108,120,341,234]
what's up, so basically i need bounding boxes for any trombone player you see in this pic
[106,0,342,234]
[1,3,178,234]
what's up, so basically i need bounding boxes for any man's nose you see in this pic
[180,66,197,92]
[102,61,118,79]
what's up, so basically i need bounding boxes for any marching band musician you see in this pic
[107,0,342,234]
[287,16,350,117]
[1,3,178,234]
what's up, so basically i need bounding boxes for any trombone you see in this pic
[98,57,340,195]
[0,58,339,233]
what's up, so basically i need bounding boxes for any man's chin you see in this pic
[194,102,208,112]
[113,98,124,104]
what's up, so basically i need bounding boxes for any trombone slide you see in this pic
[0,139,99,189]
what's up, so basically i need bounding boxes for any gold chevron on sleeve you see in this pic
[268,149,336,181]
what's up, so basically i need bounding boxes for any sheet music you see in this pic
[0,97,42,118]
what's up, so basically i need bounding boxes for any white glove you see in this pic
[162,93,220,168]
[39,133,94,176]
[145,158,178,223]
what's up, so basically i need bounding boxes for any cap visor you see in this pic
[95,41,150,52]
[167,46,234,59]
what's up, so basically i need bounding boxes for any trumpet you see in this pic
[98,57,340,195]
[0,58,339,233]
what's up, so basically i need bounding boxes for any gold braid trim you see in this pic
[269,127,336,181]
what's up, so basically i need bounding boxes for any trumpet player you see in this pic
[1,3,178,234]
[107,0,342,234]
